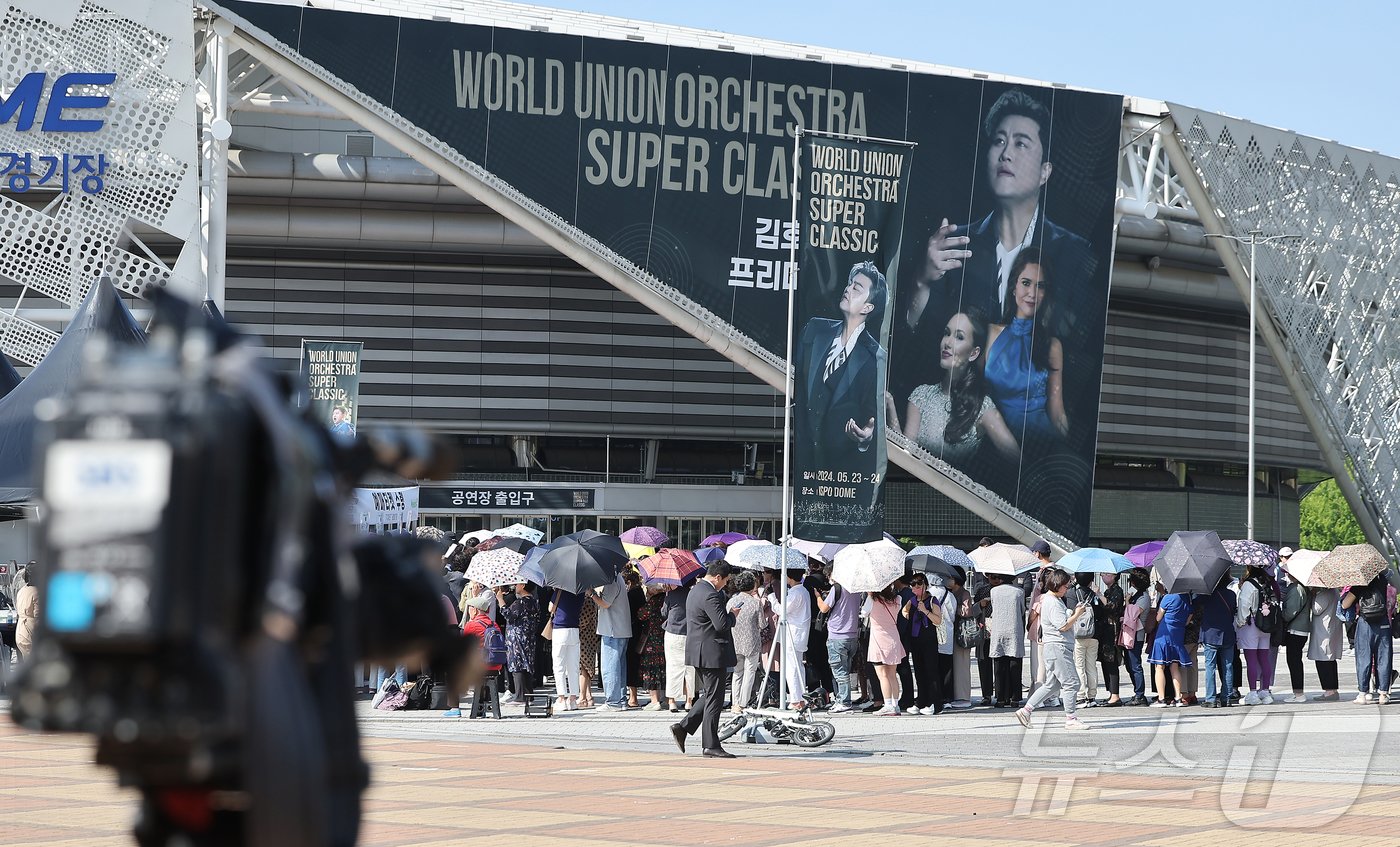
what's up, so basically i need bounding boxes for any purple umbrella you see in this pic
[700,531,751,547]
[1126,541,1166,569]
[621,526,670,547]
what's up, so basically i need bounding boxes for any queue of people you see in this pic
[374,532,1398,731]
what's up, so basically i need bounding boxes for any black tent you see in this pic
[0,354,20,400]
[0,279,146,503]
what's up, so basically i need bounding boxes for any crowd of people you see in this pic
[401,533,1400,729]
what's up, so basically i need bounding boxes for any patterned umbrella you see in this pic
[1311,544,1389,589]
[968,543,1039,576]
[832,539,907,592]
[908,545,975,571]
[496,523,545,544]
[464,547,526,588]
[701,531,751,546]
[622,543,657,560]
[906,553,960,581]
[476,535,536,555]
[1152,530,1232,594]
[692,546,727,565]
[637,548,703,586]
[725,539,766,563]
[1222,539,1279,570]
[1125,541,1166,569]
[1280,549,1328,587]
[621,526,670,547]
[1059,548,1134,574]
[733,542,807,572]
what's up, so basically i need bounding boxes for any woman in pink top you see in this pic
[868,585,907,716]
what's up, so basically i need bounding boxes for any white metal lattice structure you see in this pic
[1164,105,1400,553]
[0,0,201,364]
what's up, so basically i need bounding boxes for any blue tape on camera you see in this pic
[46,572,97,632]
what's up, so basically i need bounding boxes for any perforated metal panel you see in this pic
[0,0,200,364]
[1171,104,1400,551]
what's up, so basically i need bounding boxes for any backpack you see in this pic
[1358,580,1388,622]
[1072,587,1096,638]
[1252,583,1280,633]
[481,622,508,666]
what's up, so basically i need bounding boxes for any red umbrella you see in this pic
[637,548,704,586]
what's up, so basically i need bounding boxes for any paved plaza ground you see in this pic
[3,681,1398,846]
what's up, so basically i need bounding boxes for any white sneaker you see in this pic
[1259,691,1274,705]
[1149,699,1170,708]
[1064,716,1090,730]
[1355,692,1374,704]
[1286,693,1308,703]
[829,703,852,714]
[1379,692,1392,706]
[1243,691,1261,706]
[1015,708,1032,728]
[874,703,900,716]
[906,706,922,715]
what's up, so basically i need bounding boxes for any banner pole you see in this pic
[777,127,802,711]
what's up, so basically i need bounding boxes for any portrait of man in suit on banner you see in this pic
[792,260,890,541]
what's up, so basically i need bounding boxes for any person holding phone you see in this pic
[1015,568,1089,730]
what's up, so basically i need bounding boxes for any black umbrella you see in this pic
[534,530,628,594]
[476,535,536,555]
[1152,530,1232,594]
[906,553,959,582]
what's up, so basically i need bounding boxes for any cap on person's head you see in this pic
[1031,539,1052,556]
[466,593,493,612]
[1279,546,1295,558]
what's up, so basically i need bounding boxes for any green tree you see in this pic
[1299,478,1367,550]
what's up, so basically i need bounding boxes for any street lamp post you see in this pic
[1206,230,1302,542]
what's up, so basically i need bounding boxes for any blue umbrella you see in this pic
[908,545,974,571]
[518,543,551,585]
[692,546,727,565]
[1059,548,1134,574]
[733,542,807,572]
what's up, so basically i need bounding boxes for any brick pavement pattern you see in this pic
[0,722,1394,846]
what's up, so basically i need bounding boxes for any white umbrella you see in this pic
[462,529,496,543]
[969,543,1039,576]
[1280,549,1327,587]
[496,523,545,544]
[725,539,766,563]
[831,539,906,593]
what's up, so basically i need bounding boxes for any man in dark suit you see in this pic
[916,89,1099,415]
[670,561,741,758]
[793,261,888,472]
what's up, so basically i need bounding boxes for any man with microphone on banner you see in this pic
[791,135,913,544]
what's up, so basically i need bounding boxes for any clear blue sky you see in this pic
[542,0,1399,157]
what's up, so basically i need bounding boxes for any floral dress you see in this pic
[502,594,539,674]
[636,590,667,690]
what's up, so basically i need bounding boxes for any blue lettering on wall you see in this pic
[0,72,115,132]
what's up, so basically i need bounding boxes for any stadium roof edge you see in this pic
[224,0,1126,100]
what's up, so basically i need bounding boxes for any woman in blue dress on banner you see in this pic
[983,248,1068,448]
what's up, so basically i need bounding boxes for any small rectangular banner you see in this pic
[350,486,419,534]
[301,339,364,439]
[792,135,912,543]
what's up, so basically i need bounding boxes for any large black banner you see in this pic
[793,135,911,543]
[301,339,362,439]
[218,1,1122,544]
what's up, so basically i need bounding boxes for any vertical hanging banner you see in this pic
[792,135,913,543]
[301,340,364,439]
